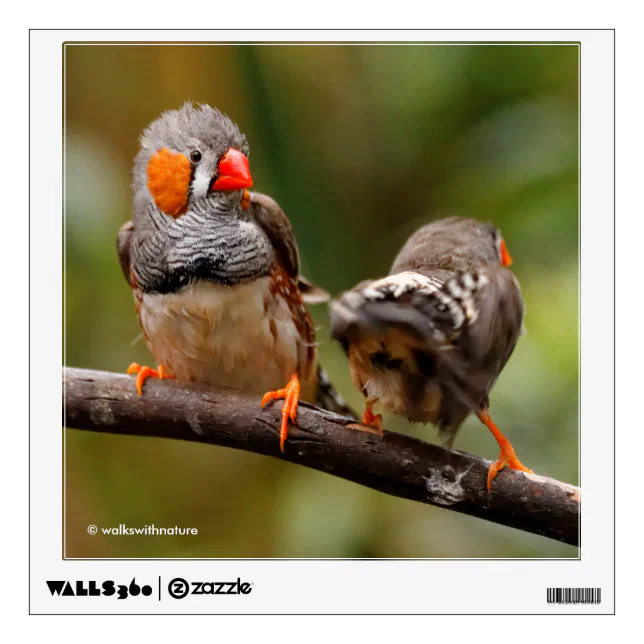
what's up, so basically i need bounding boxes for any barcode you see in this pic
[547,588,601,604]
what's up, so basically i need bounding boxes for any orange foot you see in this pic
[346,406,384,437]
[126,362,174,396]
[261,373,301,452]
[478,410,533,492]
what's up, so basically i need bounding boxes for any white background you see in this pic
[30,28,611,615]
[3,3,638,638]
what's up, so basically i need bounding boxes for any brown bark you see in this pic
[63,367,580,547]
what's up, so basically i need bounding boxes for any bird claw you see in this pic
[346,407,384,436]
[477,410,532,492]
[346,423,384,437]
[261,373,301,452]
[487,454,533,493]
[126,362,173,396]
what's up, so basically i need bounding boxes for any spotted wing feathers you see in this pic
[330,268,524,411]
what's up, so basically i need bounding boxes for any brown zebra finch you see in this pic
[117,102,351,451]
[329,217,532,491]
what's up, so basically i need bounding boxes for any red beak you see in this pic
[211,148,253,191]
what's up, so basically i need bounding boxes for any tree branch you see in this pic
[63,367,580,547]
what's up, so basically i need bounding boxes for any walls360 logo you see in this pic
[168,577,253,599]
[46,579,153,599]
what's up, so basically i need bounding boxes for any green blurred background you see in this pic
[64,44,578,558]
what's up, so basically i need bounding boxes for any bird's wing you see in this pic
[247,192,328,303]
[453,267,525,384]
[329,271,452,349]
[247,192,300,278]
[330,267,524,411]
[116,220,135,286]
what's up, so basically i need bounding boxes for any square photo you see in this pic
[63,42,579,560]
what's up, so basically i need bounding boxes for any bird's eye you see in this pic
[189,150,202,164]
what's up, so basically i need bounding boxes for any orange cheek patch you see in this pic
[147,147,191,218]
[500,238,513,267]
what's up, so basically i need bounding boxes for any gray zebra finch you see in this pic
[118,102,351,452]
[330,217,532,491]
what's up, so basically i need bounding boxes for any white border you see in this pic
[30,29,614,615]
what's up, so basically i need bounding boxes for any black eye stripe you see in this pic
[188,164,196,200]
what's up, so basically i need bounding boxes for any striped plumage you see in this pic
[129,193,276,294]
[330,217,531,490]
[117,103,351,451]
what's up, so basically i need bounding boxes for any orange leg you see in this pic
[346,402,384,437]
[126,362,174,396]
[261,373,301,452]
[478,410,533,492]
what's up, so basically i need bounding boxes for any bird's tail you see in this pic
[315,365,357,420]
[329,273,495,419]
